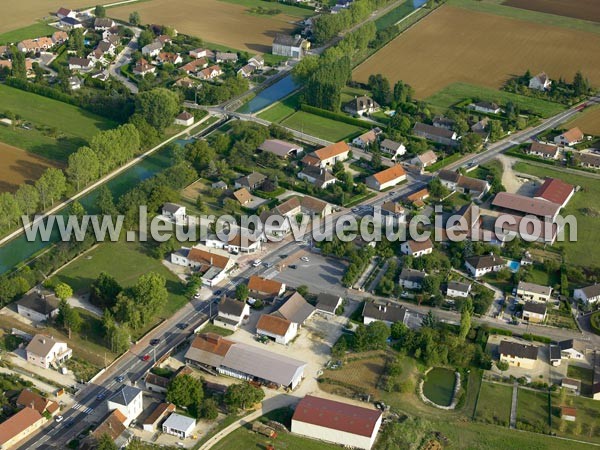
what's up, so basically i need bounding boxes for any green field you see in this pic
[53,241,188,319]
[219,0,314,18]
[281,111,366,142]
[448,0,600,34]
[0,85,116,161]
[475,381,512,426]
[512,162,600,267]
[257,92,301,122]
[552,393,600,443]
[426,82,565,118]
[517,388,550,431]
[0,22,56,44]
[374,1,415,30]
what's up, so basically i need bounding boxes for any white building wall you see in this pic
[291,417,381,450]
[447,288,469,298]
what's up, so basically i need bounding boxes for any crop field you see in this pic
[353,5,600,98]
[109,0,311,53]
[564,105,600,136]
[0,142,58,193]
[281,111,365,142]
[0,0,115,37]
[503,0,600,24]
[0,85,115,162]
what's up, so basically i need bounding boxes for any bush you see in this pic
[522,333,551,344]
[496,360,509,371]
[590,311,600,335]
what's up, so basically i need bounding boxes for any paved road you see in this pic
[107,29,140,93]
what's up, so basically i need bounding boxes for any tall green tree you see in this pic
[459,298,473,342]
[57,298,81,338]
[67,146,100,191]
[572,71,589,96]
[96,185,117,216]
[94,5,107,17]
[90,272,122,309]
[10,46,26,79]
[135,88,180,132]
[368,74,392,107]
[166,374,204,411]
[0,193,21,229]
[54,282,73,301]
[224,382,265,411]
[129,11,141,25]
[14,184,39,218]
[235,284,249,301]
[35,168,66,209]
[68,28,85,57]
[96,433,118,450]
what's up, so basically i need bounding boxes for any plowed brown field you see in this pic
[109,0,302,53]
[503,0,600,23]
[0,142,58,193]
[353,5,600,98]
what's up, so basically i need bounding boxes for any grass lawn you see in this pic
[425,82,565,118]
[448,0,600,35]
[475,381,512,426]
[281,111,365,142]
[0,84,116,162]
[53,240,188,320]
[340,86,371,104]
[551,393,600,443]
[374,1,415,30]
[201,323,234,337]
[218,0,313,18]
[512,163,599,267]
[257,92,301,123]
[516,388,550,431]
[567,365,593,397]
[0,22,56,43]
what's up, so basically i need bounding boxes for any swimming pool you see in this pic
[507,260,521,272]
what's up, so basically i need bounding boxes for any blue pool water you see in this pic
[507,260,521,272]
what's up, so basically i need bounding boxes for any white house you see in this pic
[256,314,298,345]
[574,284,600,304]
[464,254,505,278]
[379,139,406,159]
[343,96,380,116]
[470,101,501,114]
[174,111,194,126]
[365,165,406,191]
[399,268,426,290]
[162,413,196,439]
[205,232,262,254]
[68,57,93,71]
[554,127,584,147]
[214,298,250,331]
[170,247,234,287]
[56,7,77,19]
[522,302,547,323]
[558,339,585,360]
[25,334,72,369]
[526,142,560,159]
[303,141,350,168]
[352,128,380,149]
[516,281,552,303]
[292,395,382,450]
[529,72,552,91]
[400,239,433,258]
[16,291,59,322]
[446,281,471,298]
[142,42,163,57]
[107,386,143,427]
[362,302,406,326]
[161,202,186,222]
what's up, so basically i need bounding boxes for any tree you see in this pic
[35,168,66,209]
[572,71,589,97]
[166,374,204,411]
[67,146,100,191]
[0,193,21,230]
[57,298,81,338]
[390,321,408,340]
[224,382,265,411]
[90,272,122,309]
[235,284,249,302]
[199,398,219,420]
[422,276,441,296]
[54,282,73,301]
[496,360,509,371]
[69,201,86,221]
[366,321,391,350]
[96,433,118,450]
[68,28,85,57]
[96,185,117,216]
[368,74,392,107]
[331,337,347,359]
[10,46,26,79]
[421,311,438,329]
[129,11,141,25]
[130,272,168,325]
[459,299,472,342]
[296,285,309,297]
[14,184,39,218]
[95,5,107,17]
[103,312,130,353]
[138,29,155,48]
[460,132,483,154]
[135,88,180,132]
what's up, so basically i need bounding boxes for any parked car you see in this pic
[252,259,262,267]
[177,323,188,330]
[96,393,105,401]
[150,339,160,346]
[142,354,150,361]
[55,415,64,423]
[289,264,297,269]
[115,375,125,383]
[301,256,310,262]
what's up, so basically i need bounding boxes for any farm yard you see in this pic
[564,105,600,136]
[0,142,58,193]
[0,85,116,162]
[109,0,312,53]
[353,5,600,98]
[0,0,114,36]
[502,0,600,24]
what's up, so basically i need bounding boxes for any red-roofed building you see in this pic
[534,177,575,208]
[291,395,382,450]
[554,127,584,147]
[365,165,406,191]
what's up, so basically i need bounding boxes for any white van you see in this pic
[252,259,262,267]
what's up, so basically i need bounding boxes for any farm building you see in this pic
[491,192,561,221]
[365,165,407,191]
[315,293,343,315]
[184,333,306,389]
[256,314,297,345]
[413,123,458,146]
[291,395,383,450]
[258,139,303,158]
[272,292,315,326]
[272,34,308,58]
[534,178,574,208]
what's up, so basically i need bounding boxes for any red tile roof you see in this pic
[187,248,231,269]
[191,333,234,356]
[313,141,350,161]
[371,165,406,185]
[492,192,561,218]
[559,127,583,144]
[0,407,43,446]
[248,276,283,296]
[293,395,382,437]
[257,314,292,336]
[535,177,574,206]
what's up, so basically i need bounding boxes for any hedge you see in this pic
[521,333,552,344]
[488,328,513,336]
[299,103,372,129]
[590,311,600,335]
[425,152,464,172]
[504,148,558,166]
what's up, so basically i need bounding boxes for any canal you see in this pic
[236,74,299,114]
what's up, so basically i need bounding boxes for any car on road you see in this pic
[279,254,287,259]
[177,323,189,330]
[289,264,297,269]
[115,375,125,383]
[142,354,150,361]
[150,339,160,346]
[264,262,273,268]
[301,256,310,262]
[65,419,75,428]
[96,393,105,401]
[193,293,201,299]
[214,290,222,296]
[55,415,63,423]
[252,259,262,267]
